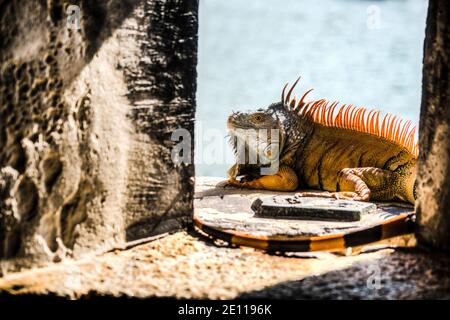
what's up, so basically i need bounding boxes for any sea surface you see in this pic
[196,0,428,177]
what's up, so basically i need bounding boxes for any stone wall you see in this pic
[417,0,450,251]
[0,0,197,275]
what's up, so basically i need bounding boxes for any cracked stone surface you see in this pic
[0,230,449,299]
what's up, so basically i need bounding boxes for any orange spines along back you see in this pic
[282,78,419,157]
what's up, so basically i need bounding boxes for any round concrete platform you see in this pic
[195,177,414,240]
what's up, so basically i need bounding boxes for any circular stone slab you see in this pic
[194,178,414,239]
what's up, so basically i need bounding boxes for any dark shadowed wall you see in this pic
[417,0,450,251]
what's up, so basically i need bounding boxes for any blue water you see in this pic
[196,0,428,177]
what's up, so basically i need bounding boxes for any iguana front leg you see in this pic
[297,167,398,201]
[217,166,299,191]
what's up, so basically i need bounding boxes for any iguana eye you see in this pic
[253,114,264,122]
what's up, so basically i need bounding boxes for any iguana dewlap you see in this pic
[220,77,418,205]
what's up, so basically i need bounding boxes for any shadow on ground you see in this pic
[240,248,450,299]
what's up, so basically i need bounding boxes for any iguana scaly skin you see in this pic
[219,77,418,205]
[193,78,417,252]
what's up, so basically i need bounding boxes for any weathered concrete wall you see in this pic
[0,0,197,275]
[416,0,450,251]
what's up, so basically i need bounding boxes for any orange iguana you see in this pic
[193,77,418,252]
[219,77,418,205]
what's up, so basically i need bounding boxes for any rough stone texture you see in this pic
[0,177,445,300]
[0,0,197,275]
[0,230,449,299]
[416,0,450,250]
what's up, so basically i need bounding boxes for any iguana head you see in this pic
[226,102,287,177]
[227,104,312,176]
[227,102,288,156]
[226,77,314,177]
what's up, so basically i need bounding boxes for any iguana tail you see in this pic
[193,212,415,252]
